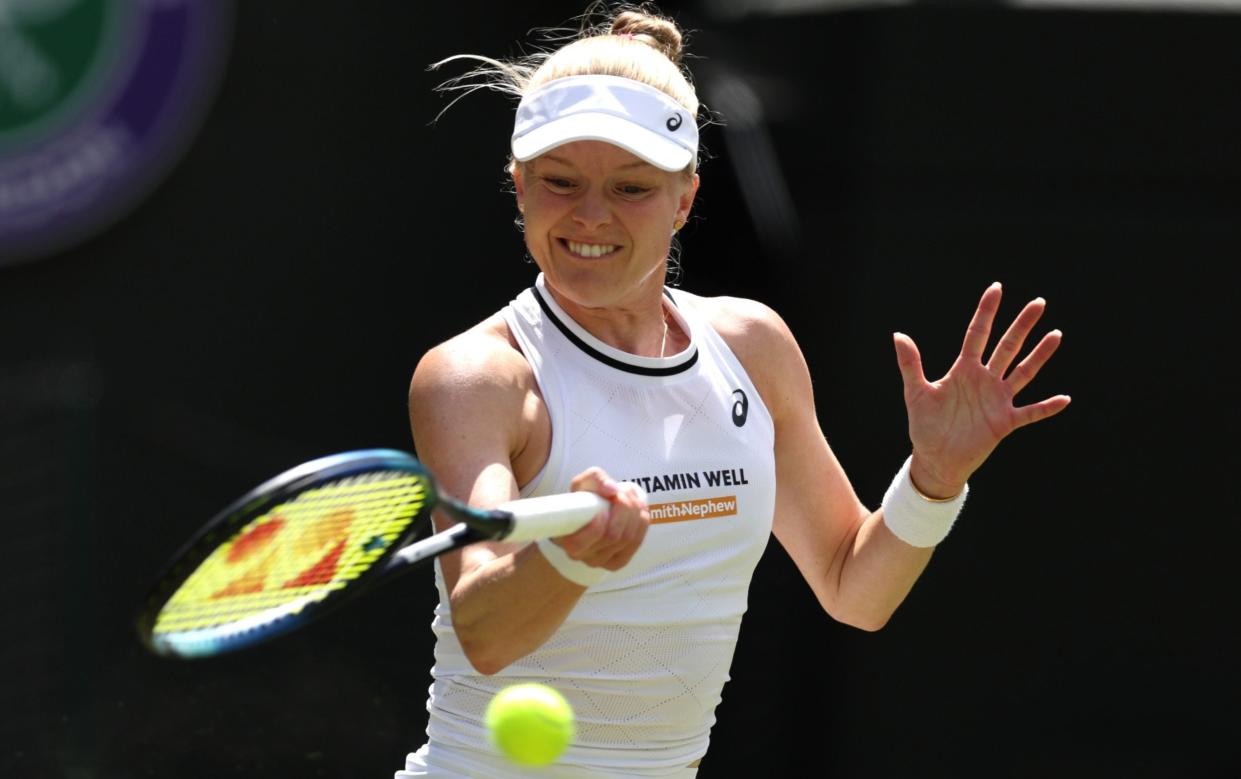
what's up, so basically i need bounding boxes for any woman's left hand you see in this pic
[892,282,1071,498]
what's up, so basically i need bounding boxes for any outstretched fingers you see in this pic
[1006,327,1069,429]
[961,282,1004,362]
[1012,394,1072,429]
[986,297,1046,378]
[1005,329,1063,395]
[893,332,929,394]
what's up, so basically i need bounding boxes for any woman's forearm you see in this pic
[448,542,589,675]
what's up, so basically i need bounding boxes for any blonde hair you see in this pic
[431,3,700,173]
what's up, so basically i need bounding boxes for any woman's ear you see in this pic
[512,163,525,207]
[676,173,700,226]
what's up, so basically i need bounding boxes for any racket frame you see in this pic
[136,449,444,658]
[136,449,604,659]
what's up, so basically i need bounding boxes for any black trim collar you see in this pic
[531,285,699,377]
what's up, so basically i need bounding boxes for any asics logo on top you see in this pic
[731,389,748,427]
[666,113,683,132]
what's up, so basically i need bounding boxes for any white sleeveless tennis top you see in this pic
[420,274,776,776]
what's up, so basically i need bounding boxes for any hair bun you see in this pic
[610,11,684,65]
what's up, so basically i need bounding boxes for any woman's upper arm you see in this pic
[406,328,534,595]
[711,299,871,616]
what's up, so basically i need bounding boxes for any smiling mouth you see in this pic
[562,239,620,259]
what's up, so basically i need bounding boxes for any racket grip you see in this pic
[497,492,609,543]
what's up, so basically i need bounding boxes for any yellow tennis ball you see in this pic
[485,683,575,767]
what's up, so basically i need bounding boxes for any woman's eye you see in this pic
[543,177,574,190]
[618,184,650,196]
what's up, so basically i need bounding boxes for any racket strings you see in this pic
[152,471,428,640]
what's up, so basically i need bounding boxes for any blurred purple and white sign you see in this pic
[0,0,232,266]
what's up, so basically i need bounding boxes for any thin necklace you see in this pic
[659,305,673,358]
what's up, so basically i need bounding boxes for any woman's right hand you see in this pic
[550,467,650,571]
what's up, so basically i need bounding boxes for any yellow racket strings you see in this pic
[153,472,427,636]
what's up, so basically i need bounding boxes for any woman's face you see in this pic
[513,140,698,312]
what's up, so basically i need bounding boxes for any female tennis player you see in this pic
[397,6,1069,777]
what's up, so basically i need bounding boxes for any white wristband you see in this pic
[535,536,608,587]
[880,456,968,548]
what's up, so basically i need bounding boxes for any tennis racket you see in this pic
[135,448,605,660]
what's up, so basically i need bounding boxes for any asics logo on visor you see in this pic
[666,113,684,131]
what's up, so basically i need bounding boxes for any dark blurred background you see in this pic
[2,1,1238,776]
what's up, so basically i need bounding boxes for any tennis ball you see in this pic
[485,683,575,766]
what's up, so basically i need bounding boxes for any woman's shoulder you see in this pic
[407,314,549,488]
[410,313,534,403]
[674,290,807,412]
[675,290,798,357]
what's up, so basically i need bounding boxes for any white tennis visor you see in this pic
[511,75,698,172]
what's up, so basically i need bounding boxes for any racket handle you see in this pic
[496,492,609,543]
